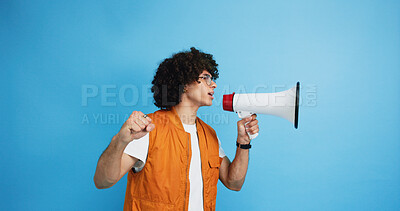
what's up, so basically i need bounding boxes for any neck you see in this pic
[174,103,199,125]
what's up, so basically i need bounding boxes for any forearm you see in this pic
[94,135,128,189]
[227,144,249,191]
[222,114,258,191]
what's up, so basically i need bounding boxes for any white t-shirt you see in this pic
[124,123,226,211]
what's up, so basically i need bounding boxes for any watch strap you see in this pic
[236,142,251,149]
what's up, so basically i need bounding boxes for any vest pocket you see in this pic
[208,156,221,168]
[207,156,220,186]
[208,156,221,185]
[206,156,220,208]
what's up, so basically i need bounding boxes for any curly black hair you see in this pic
[151,47,219,110]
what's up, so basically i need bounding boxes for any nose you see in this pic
[210,80,217,89]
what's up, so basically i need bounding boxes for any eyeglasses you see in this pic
[198,74,214,86]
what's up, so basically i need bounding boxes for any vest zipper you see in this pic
[183,134,190,211]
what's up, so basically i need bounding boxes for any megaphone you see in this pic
[223,82,300,139]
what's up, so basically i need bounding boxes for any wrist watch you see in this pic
[236,142,251,149]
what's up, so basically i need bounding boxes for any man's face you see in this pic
[184,70,217,107]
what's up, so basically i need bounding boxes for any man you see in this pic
[94,47,259,211]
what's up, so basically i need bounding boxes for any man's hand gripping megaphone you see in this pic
[237,111,259,140]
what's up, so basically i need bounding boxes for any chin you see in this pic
[200,101,212,107]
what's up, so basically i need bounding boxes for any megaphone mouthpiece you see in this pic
[222,92,234,112]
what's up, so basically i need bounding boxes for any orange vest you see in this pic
[124,107,222,211]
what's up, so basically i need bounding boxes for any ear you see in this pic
[181,84,188,93]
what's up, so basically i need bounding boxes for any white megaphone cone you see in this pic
[223,82,300,139]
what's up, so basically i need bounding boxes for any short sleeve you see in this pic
[217,137,226,158]
[123,133,150,163]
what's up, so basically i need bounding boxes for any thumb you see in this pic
[146,123,155,132]
[237,117,251,134]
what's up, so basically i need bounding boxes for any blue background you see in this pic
[1,0,399,210]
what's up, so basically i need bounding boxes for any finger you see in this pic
[238,117,252,126]
[129,122,142,133]
[248,128,259,135]
[135,111,148,120]
[133,117,146,130]
[246,124,257,131]
[246,119,259,128]
[125,114,143,132]
[251,114,257,120]
[244,115,256,124]
[130,111,145,119]
[134,111,152,125]
[246,128,259,135]
[127,117,136,127]
[132,114,147,130]
[132,112,149,128]
[246,125,259,134]
[246,116,253,122]
[137,114,150,126]
[128,111,141,125]
[129,111,140,118]
[143,114,152,122]
[253,127,259,134]
[146,123,155,132]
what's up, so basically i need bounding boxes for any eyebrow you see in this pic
[200,74,211,77]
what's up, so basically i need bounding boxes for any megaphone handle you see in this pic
[248,133,258,140]
[237,111,259,140]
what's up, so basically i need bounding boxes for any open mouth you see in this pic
[208,92,214,99]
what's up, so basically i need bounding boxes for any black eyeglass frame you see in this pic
[198,74,214,86]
